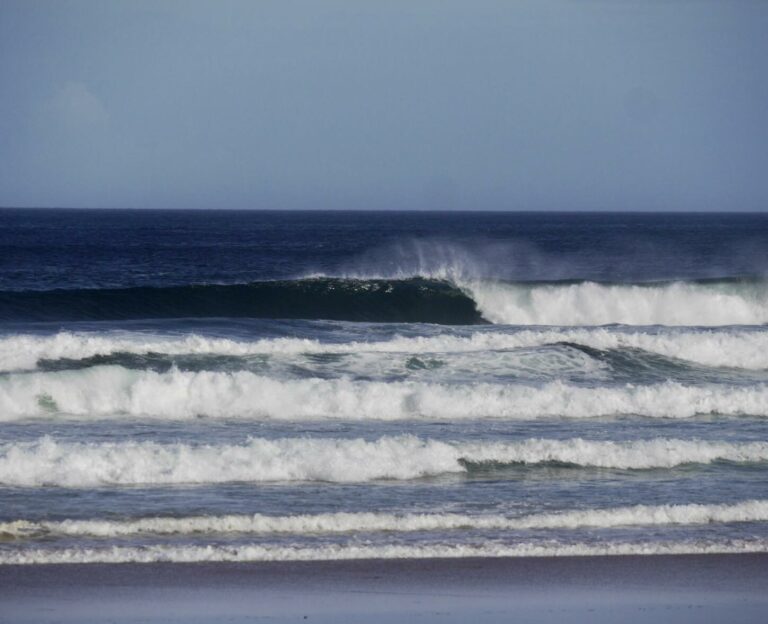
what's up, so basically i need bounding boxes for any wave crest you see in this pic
[2,539,766,565]
[5,501,768,539]
[1,435,766,487]
[460,279,768,326]
[2,276,767,326]
[2,366,768,421]
[3,327,768,372]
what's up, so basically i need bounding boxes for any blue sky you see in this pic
[1,1,767,210]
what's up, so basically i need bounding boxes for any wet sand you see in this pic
[2,553,767,623]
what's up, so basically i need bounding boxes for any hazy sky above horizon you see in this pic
[1,1,767,211]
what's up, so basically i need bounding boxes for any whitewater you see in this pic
[1,209,767,565]
[459,278,768,326]
[3,435,767,487]
[3,325,768,371]
[6,500,768,539]
[4,366,768,421]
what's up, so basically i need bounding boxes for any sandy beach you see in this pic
[2,553,767,623]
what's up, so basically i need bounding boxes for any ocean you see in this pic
[1,209,767,565]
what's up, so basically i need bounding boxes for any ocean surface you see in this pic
[1,209,768,565]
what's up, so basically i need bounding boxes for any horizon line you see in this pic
[1,206,767,215]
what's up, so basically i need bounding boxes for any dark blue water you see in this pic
[0,209,767,564]
[2,209,768,290]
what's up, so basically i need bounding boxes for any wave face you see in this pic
[0,278,482,325]
[5,501,767,539]
[2,276,767,326]
[2,436,765,487]
[2,365,767,421]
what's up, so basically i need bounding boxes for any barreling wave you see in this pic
[1,436,766,487]
[2,327,768,373]
[2,539,766,565]
[2,365,768,421]
[1,276,767,326]
[4,501,767,540]
[0,278,482,325]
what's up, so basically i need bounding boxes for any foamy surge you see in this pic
[0,332,326,372]
[1,436,766,487]
[2,365,768,421]
[4,501,767,539]
[2,539,766,565]
[460,279,768,326]
[2,327,768,373]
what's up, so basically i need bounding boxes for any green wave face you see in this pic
[0,278,482,325]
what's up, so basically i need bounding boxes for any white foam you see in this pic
[332,247,768,326]
[1,365,767,421]
[2,327,768,374]
[1,435,765,487]
[4,501,767,539]
[0,332,324,372]
[2,539,766,565]
[461,279,768,326]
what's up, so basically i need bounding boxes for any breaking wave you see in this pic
[1,276,766,326]
[2,539,766,565]
[460,278,768,326]
[2,365,768,421]
[0,278,481,324]
[4,501,768,539]
[3,327,768,372]
[1,436,766,487]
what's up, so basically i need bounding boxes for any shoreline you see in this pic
[2,553,767,623]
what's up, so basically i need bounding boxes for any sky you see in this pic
[1,0,767,211]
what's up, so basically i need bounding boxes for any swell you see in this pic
[0,278,482,325]
[3,365,768,421]
[1,276,767,326]
[1,436,766,487]
[4,501,767,539]
[2,539,766,565]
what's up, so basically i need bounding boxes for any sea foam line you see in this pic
[4,501,768,539]
[2,365,768,421]
[1,436,766,487]
[2,539,767,565]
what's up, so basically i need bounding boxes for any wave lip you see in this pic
[2,435,766,487]
[2,539,766,565]
[3,365,768,421]
[4,501,768,539]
